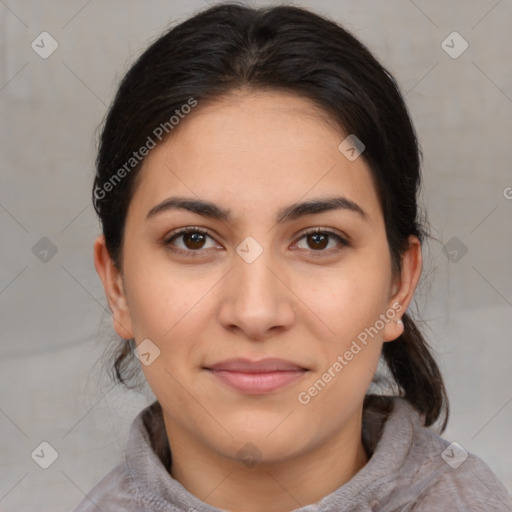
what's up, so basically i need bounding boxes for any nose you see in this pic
[217,247,296,341]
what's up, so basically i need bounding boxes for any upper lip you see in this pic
[205,358,308,372]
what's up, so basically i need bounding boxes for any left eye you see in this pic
[295,229,348,252]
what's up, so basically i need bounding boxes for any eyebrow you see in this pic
[146,195,368,224]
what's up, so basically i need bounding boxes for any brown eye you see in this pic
[295,229,348,253]
[182,231,207,250]
[307,232,329,250]
[164,227,218,255]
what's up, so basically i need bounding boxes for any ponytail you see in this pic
[381,313,449,431]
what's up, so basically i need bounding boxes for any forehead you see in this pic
[130,90,382,226]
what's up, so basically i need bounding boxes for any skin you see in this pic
[94,88,422,511]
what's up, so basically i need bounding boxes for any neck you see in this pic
[163,408,369,512]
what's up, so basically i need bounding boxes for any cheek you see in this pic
[124,256,204,338]
[129,271,208,403]
[317,263,391,340]
[124,263,216,376]
[301,251,392,402]
[298,276,388,419]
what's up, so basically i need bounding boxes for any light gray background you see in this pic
[1,1,511,510]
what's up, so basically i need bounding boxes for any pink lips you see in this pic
[205,358,308,394]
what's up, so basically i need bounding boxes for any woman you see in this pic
[75,3,511,510]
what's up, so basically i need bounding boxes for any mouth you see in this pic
[203,358,309,394]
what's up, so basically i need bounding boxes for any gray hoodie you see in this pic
[72,396,512,511]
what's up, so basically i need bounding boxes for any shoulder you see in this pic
[389,399,512,511]
[413,449,512,511]
[71,462,141,512]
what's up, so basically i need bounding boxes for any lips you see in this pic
[204,358,308,394]
[207,357,307,372]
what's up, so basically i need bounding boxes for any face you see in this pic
[94,88,420,467]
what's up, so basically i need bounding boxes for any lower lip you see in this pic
[207,369,307,394]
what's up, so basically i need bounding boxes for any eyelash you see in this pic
[163,226,349,258]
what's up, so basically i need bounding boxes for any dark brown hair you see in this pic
[93,2,449,431]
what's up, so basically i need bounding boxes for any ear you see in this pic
[93,234,134,340]
[382,235,422,342]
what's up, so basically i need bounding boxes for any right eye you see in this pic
[163,227,221,256]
